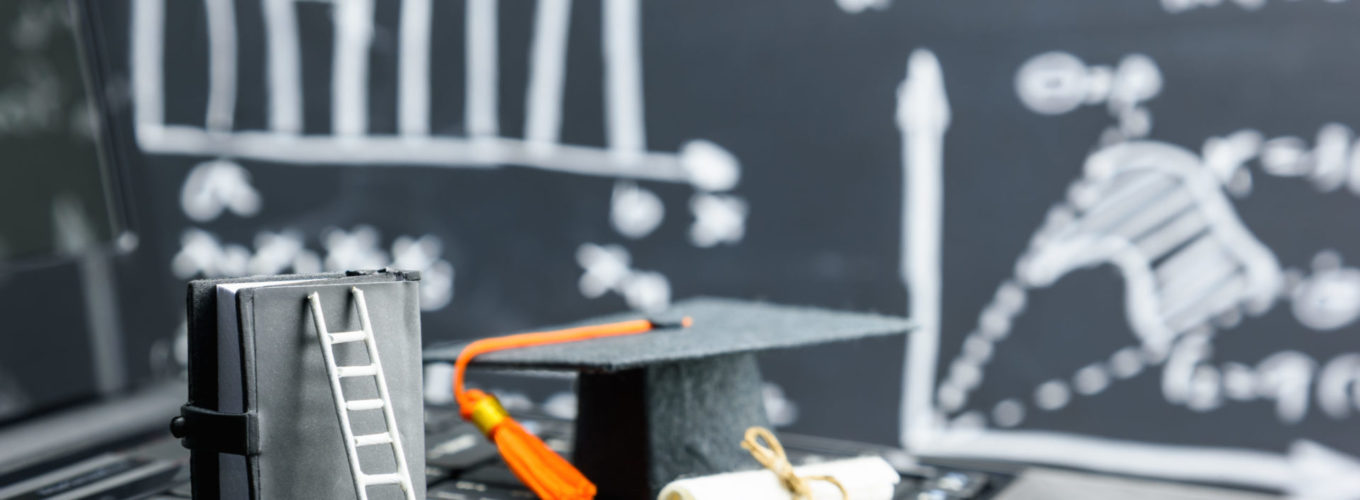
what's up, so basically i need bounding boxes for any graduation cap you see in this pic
[424,297,913,499]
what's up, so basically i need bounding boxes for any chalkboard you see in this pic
[73,0,1360,494]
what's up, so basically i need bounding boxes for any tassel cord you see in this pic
[452,316,692,500]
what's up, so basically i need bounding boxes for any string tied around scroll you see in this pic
[741,426,848,500]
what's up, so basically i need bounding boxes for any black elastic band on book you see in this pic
[170,405,259,456]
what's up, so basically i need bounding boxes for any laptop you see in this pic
[0,0,187,495]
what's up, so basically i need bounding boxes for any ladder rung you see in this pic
[361,473,406,486]
[346,399,385,411]
[310,289,416,499]
[336,365,379,377]
[329,330,367,344]
[353,432,394,447]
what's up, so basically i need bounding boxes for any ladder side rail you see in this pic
[308,292,371,500]
[350,287,417,500]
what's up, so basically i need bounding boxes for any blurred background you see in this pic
[4,0,1360,492]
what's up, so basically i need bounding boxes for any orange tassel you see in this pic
[462,389,595,500]
[453,317,692,500]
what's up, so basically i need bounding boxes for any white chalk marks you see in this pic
[575,242,670,313]
[1160,0,1355,14]
[129,0,744,197]
[901,47,1360,494]
[689,193,747,248]
[170,157,457,312]
[170,225,455,312]
[1022,143,1282,356]
[136,0,747,314]
[179,159,260,222]
[392,234,456,310]
[1015,52,1161,145]
[610,182,664,239]
[897,47,950,450]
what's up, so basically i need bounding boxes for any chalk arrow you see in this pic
[1288,440,1360,500]
[896,47,951,450]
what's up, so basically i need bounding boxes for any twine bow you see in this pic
[741,426,848,500]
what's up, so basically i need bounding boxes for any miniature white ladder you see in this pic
[307,287,417,500]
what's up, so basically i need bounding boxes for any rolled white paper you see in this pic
[657,456,900,500]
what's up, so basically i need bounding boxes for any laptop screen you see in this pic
[0,0,126,425]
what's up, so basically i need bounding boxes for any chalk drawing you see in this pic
[991,399,1025,428]
[331,0,372,137]
[610,182,664,239]
[170,225,454,311]
[171,228,248,279]
[896,47,951,450]
[465,0,497,138]
[834,0,891,14]
[203,0,235,135]
[1318,354,1360,420]
[1158,0,1359,14]
[900,47,1360,496]
[138,0,747,314]
[689,193,747,248]
[1292,251,1360,331]
[525,0,572,150]
[575,242,670,312]
[179,159,261,222]
[1201,124,1360,200]
[262,0,301,133]
[129,0,743,202]
[1019,142,1282,356]
[398,0,430,136]
[1034,379,1072,411]
[249,230,320,275]
[392,234,455,311]
[1015,52,1161,145]
[321,225,388,271]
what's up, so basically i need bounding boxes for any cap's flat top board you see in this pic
[424,297,913,372]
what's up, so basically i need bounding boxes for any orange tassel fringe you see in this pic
[453,317,692,500]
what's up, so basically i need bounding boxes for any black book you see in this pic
[177,270,425,500]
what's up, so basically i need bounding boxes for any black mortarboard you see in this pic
[424,297,913,498]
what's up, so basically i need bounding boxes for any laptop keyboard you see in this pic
[418,405,1012,500]
[0,406,1010,499]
